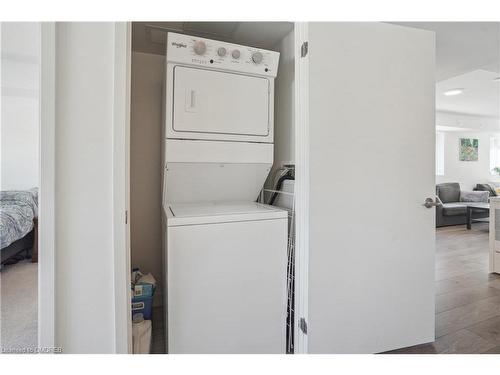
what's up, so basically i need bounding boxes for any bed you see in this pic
[0,189,38,265]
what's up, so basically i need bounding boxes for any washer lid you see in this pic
[167,201,288,226]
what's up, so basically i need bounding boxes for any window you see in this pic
[490,136,500,175]
[436,131,445,176]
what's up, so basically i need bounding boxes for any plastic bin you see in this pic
[131,283,155,320]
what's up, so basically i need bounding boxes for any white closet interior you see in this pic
[129,22,297,354]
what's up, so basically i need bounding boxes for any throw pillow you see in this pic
[460,190,489,203]
[474,183,498,196]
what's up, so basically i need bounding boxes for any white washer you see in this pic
[166,202,288,353]
[162,33,286,353]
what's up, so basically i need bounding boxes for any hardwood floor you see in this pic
[387,222,500,354]
[148,224,500,355]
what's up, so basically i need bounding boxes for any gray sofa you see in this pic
[436,183,489,227]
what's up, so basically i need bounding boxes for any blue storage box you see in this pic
[131,283,155,320]
[133,283,154,298]
[131,295,154,320]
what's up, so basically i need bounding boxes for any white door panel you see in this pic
[173,66,270,136]
[307,22,435,353]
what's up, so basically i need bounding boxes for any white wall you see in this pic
[436,110,500,190]
[265,30,295,195]
[0,22,40,191]
[436,131,500,190]
[130,51,164,305]
[437,110,500,132]
[55,22,116,353]
[273,31,295,167]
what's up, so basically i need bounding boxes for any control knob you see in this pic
[193,41,207,55]
[217,47,227,57]
[251,51,263,64]
[231,49,241,59]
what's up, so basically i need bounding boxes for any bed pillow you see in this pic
[0,189,38,249]
[0,189,38,214]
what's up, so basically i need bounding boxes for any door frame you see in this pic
[38,22,134,353]
[293,21,309,354]
[112,22,133,353]
[39,21,56,350]
[114,21,310,354]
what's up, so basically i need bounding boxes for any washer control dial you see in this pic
[251,51,263,64]
[231,49,241,59]
[217,47,227,57]
[193,41,207,55]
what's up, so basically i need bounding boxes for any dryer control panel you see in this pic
[166,32,280,77]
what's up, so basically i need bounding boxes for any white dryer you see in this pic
[164,32,279,144]
[163,33,286,353]
[163,32,281,205]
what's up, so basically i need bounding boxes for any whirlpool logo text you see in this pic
[171,42,187,48]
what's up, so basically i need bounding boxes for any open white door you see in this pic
[306,22,436,353]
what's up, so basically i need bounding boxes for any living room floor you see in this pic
[387,222,500,354]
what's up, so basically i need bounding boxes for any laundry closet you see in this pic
[127,21,436,355]
[129,22,298,354]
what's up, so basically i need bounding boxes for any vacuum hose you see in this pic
[269,170,295,206]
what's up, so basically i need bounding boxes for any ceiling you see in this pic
[1,22,40,63]
[393,22,500,123]
[1,23,40,99]
[134,22,500,81]
[436,69,500,117]
[132,22,294,55]
[391,22,499,82]
[133,22,500,120]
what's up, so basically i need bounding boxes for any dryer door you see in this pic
[171,66,271,140]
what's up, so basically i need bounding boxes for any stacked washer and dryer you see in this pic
[162,32,288,353]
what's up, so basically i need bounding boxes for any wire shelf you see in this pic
[260,180,295,354]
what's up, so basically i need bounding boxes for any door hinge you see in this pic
[299,317,308,335]
[125,210,128,224]
[301,41,308,58]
